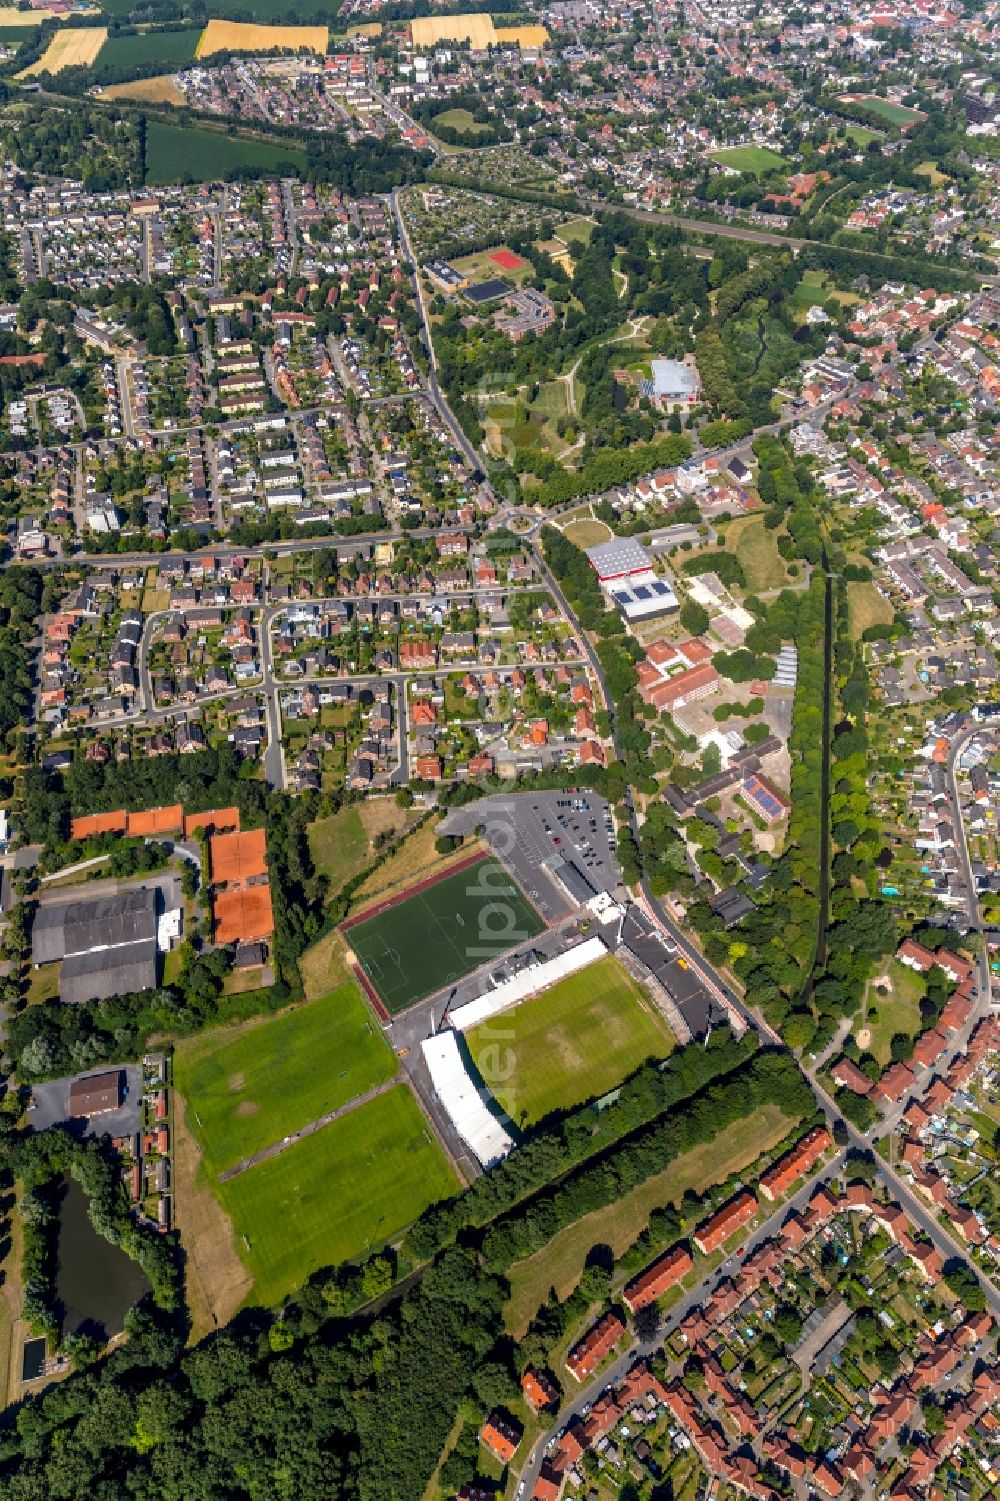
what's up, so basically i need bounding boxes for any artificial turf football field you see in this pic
[218,1084,460,1306]
[464,954,674,1125]
[346,857,545,1014]
[174,982,395,1175]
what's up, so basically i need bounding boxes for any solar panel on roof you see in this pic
[634,585,650,599]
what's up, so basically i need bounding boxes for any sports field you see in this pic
[465,955,674,1125]
[345,856,544,1015]
[218,1085,459,1305]
[709,145,787,176]
[196,18,328,56]
[839,93,925,128]
[175,982,396,1175]
[18,26,107,77]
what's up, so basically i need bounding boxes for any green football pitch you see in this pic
[219,1085,459,1306]
[346,857,544,1014]
[174,982,396,1176]
[465,955,674,1125]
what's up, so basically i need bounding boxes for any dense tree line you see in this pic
[479,1051,813,1269]
[0,569,58,752]
[0,1242,513,1501]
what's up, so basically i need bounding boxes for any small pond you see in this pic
[55,1179,150,1340]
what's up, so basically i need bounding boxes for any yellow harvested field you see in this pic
[18,26,107,76]
[196,19,328,57]
[411,12,498,47]
[495,24,549,45]
[103,74,185,105]
[346,21,382,37]
[0,8,44,24]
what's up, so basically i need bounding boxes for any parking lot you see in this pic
[439,791,622,921]
[28,1064,142,1139]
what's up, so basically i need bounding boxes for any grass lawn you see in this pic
[915,160,948,186]
[861,960,925,1066]
[847,580,893,639]
[351,821,478,907]
[174,982,396,1175]
[143,120,307,186]
[845,124,880,147]
[308,799,418,894]
[709,145,787,175]
[725,514,787,591]
[219,1084,459,1305]
[308,804,368,890]
[465,955,673,1126]
[563,517,612,548]
[504,1103,795,1334]
[297,926,353,1001]
[346,857,544,1015]
[452,247,532,285]
[27,964,60,1006]
[555,215,595,247]
[432,107,491,137]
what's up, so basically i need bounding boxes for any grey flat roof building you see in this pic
[585,537,654,581]
[33,887,159,1004]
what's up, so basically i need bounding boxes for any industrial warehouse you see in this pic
[31,885,177,1004]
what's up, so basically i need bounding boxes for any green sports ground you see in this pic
[345,857,545,1015]
[464,954,674,1125]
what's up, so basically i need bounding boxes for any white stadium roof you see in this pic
[421,1032,514,1170]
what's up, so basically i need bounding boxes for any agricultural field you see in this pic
[103,74,185,104]
[174,982,396,1175]
[839,93,925,128]
[345,856,544,1015]
[0,8,46,23]
[143,120,306,184]
[92,26,200,74]
[195,18,329,56]
[465,955,674,1126]
[218,1084,459,1305]
[494,23,549,44]
[708,145,787,175]
[411,12,502,47]
[18,26,107,77]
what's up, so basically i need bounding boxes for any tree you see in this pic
[680,599,710,637]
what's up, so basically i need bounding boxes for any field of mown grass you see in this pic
[174,982,396,1175]
[218,1085,460,1305]
[504,1103,796,1334]
[465,955,674,1126]
[708,145,787,175]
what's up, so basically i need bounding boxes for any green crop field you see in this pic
[708,145,787,176]
[92,27,200,74]
[175,982,396,1174]
[346,857,544,1015]
[143,120,307,185]
[219,1085,459,1305]
[465,955,674,1125]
